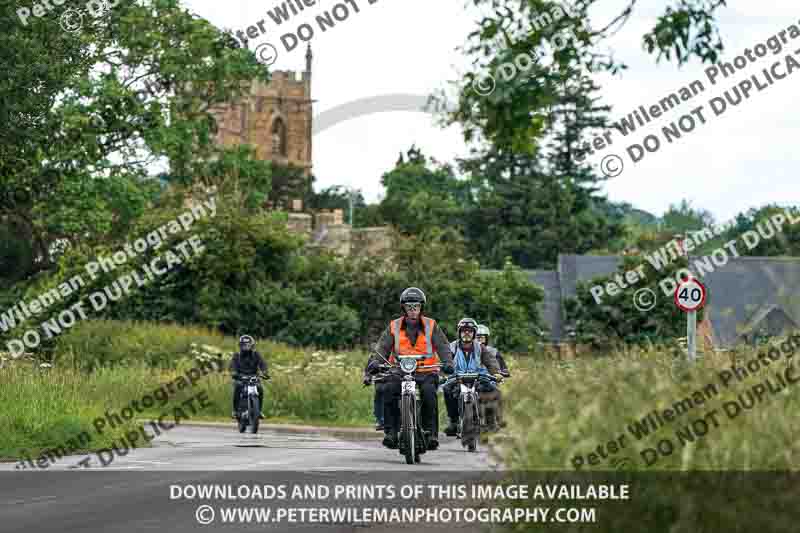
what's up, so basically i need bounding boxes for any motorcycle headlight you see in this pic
[399,358,418,373]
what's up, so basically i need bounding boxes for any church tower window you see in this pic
[271,118,287,157]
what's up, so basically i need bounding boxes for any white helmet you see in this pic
[476,324,490,337]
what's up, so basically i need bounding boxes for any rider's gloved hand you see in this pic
[493,373,504,383]
[362,374,372,386]
[442,364,455,375]
[366,359,382,375]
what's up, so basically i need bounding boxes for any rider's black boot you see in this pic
[426,433,439,450]
[382,432,399,449]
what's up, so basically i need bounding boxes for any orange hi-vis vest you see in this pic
[389,316,440,373]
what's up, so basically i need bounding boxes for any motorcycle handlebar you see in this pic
[441,373,499,386]
[234,373,270,382]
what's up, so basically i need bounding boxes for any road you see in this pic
[1,423,501,471]
[0,425,504,533]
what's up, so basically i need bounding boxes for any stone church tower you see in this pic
[210,45,314,208]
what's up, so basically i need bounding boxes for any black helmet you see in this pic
[400,287,426,306]
[239,334,255,352]
[457,317,478,333]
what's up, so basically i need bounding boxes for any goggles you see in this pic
[403,302,422,312]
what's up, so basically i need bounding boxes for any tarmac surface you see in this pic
[0,424,503,533]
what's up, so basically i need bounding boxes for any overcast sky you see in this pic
[185,0,800,223]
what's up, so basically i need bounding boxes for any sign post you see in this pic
[687,309,697,361]
[674,277,707,362]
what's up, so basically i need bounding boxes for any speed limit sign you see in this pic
[674,278,706,312]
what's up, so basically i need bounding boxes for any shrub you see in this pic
[564,256,702,350]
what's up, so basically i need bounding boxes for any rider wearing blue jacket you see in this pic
[442,318,501,436]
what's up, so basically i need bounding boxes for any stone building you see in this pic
[287,208,393,258]
[202,45,392,258]
[209,45,314,208]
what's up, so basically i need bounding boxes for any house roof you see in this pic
[691,256,800,348]
[485,255,800,348]
[737,303,799,339]
[557,254,624,302]
[524,270,562,342]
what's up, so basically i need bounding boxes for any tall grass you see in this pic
[495,340,800,470]
[0,363,135,463]
[491,342,800,531]
[0,322,376,462]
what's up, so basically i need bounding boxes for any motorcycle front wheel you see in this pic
[248,396,261,434]
[461,395,479,452]
[401,394,415,465]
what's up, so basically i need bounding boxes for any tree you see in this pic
[438,0,729,267]
[725,205,800,257]
[378,146,472,236]
[0,0,272,275]
[446,0,728,152]
[306,185,367,225]
[462,151,621,268]
[662,199,715,233]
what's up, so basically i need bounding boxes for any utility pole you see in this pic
[349,188,354,226]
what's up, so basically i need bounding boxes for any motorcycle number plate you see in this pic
[247,386,257,394]
[401,381,416,393]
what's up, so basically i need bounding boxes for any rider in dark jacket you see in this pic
[230,335,268,419]
[476,324,508,428]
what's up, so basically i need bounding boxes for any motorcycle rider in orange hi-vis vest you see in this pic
[365,287,455,450]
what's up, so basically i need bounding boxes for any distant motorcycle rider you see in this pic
[476,324,510,377]
[365,287,455,450]
[230,335,268,419]
[476,324,509,429]
[443,318,501,437]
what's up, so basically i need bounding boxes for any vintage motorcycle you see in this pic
[377,356,441,464]
[441,372,498,452]
[480,370,509,432]
[235,372,270,434]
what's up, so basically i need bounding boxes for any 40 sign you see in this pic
[674,278,707,312]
